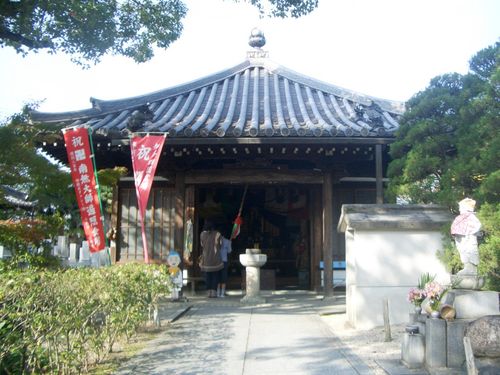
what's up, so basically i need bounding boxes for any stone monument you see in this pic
[57,235,69,258]
[79,241,91,265]
[69,243,78,264]
[450,198,484,290]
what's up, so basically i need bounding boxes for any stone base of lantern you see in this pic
[451,274,485,290]
[240,295,267,304]
[449,290,499,319]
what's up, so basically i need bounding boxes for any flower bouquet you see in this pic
[407,287,426,307]
[423,281,445,311]
[407,273,435,314]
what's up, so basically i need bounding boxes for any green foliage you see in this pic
[97,167,128,187]
[388,42,499,206]
[0,107,71,263]
[0,264,172,374]
[0,214,65,260]
[388,42,500,290]
[0,107,77,264]
[477,203,500,290]
[437,237,463,275]
[0,107,75,217]
[97,167,128,214]
[417,273,435,289]
[0,1,318,66]
[0,0,187,65]
[242,0,318,18]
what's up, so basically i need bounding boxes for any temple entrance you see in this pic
[196,185,312,290]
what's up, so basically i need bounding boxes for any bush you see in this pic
[477,203,500,291]
[0,263,172,374]
[0,214,64,262]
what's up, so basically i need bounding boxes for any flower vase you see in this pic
[414,306,422,315]
[421,297,433,314]
[430,310,440,319]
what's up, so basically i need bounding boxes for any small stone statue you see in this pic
[167,250,183,301]
[451,198,481,276]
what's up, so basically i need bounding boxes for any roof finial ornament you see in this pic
[247,28,269,59]
[249,27,266,48]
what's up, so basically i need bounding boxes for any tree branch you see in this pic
[0,24,52,49]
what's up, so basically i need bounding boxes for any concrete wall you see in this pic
[339,205,452,329]
[346,229,449,329]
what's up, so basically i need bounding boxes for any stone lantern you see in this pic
[240,248,267,304]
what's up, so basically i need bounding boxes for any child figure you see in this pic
[217,231,232,298]
[167,250,183,300]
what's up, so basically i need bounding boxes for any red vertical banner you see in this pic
[63,127,106,253]
[130,134,166,263]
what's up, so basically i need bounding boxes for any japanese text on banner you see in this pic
[63,127,105,253]
[130,135,166,263]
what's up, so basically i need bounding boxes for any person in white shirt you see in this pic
[217,229,232,297]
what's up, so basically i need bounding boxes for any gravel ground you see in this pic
[320,312,405,374]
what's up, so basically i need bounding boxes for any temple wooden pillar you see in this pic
[310,185,323,292]
[109,186,119,263]
[174,172,185,253]
[376,144,384,204]
[323,170,334,298]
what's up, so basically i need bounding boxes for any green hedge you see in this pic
[0,263,172,374]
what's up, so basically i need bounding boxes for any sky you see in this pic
[0,0,499,121]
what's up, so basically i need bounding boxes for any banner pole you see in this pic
[88,128,112,265]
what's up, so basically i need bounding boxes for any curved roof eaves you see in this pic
[267,61,405,115]
[30,58,405,127]
[30,60,254,124]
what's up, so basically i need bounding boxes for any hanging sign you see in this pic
[130,134,166,263]
[63,127,105,253]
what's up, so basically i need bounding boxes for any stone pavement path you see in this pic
[115,294,379,375]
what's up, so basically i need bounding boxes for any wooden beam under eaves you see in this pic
[185,169,323,184]
[111,137,394,147]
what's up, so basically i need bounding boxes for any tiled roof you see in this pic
[31,58,404,139]
[1,185,36,208]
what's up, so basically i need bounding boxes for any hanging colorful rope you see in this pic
[231,185,248,240]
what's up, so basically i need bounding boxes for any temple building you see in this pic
[32,29,404,291]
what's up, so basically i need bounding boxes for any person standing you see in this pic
[217,230,232,298]
[199,220,223,298]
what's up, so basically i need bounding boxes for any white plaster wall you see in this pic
[346,229,450,329]
[345,230,356,325]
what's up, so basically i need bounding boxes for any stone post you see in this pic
[401,325,425,368]
[57,235,68,258]
[69,243,78,264]
[79,241,90,265]
[90,252,100,268]
[425,317,447,369]
[52,245,59,257]
[447,319,471,368]
[99,249,110,266]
